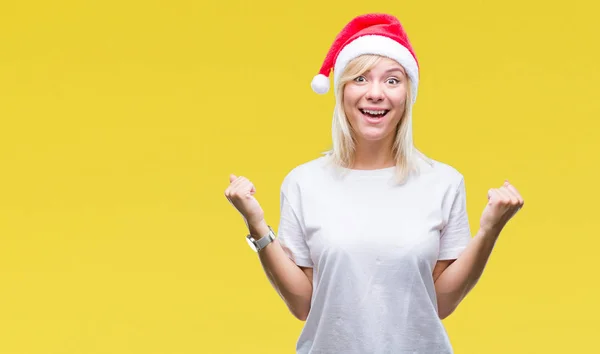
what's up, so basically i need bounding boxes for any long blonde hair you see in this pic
[323,54,432,184]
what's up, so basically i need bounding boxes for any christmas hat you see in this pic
[311,13,420,103]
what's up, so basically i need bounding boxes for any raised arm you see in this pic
[225,174,313,320]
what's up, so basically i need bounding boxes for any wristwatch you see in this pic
[246,226,276,252]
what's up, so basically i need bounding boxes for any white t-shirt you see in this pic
[277,155,472,354]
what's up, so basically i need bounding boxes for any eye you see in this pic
[386,78,400,85]
[353,76,366,83]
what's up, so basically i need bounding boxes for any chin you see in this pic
[358,132,387,141]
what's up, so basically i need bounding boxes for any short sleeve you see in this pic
[277,189,314,268]
[438,177,472,260]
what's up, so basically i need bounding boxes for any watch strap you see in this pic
[247,226,275,252]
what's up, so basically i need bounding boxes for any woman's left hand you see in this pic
[480,180,524,234]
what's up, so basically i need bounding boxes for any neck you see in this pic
[351,138,395,170]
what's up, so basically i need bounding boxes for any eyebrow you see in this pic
[385,68,406,75]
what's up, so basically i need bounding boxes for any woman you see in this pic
[225,13,524,354]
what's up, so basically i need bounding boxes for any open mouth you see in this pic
[359,109,390,119]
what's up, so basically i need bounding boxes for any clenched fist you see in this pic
[480,180,524,234]
[225,174,265,227]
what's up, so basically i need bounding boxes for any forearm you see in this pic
[434,227,501,319]
[249,220,313,321]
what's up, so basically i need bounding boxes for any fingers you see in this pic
[225,175,256,200]
[497,185,517,205]
[237,179,256,196]
[487,188,499,201]
[502,180,524,209]
[228,175,248,191]
[490,180,524,212]
[488,188,510,205]
[225,174,242,199]
[489,181,522,203]
[504,181,524,205]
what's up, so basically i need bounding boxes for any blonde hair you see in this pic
[323,54,432,184]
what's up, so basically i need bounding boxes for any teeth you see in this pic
[362,109,387,115]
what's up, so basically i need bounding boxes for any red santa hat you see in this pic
[311,13,420,104]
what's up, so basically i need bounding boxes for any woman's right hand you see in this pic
[224,174,265,227]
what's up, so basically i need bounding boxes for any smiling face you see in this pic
[342,56,408,147]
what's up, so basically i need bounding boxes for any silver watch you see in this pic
[246,226,276,252]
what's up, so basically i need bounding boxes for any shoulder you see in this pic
[416,157,469,212]
[418,156,466,190]
[280,155,330,192]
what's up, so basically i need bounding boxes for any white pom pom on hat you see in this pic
[310,13,420,104]
[311,74,330,94]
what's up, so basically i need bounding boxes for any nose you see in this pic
[366,82,384,102]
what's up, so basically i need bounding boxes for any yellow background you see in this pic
[1,0,598,353]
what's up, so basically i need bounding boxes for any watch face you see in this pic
[246,236,258,252]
